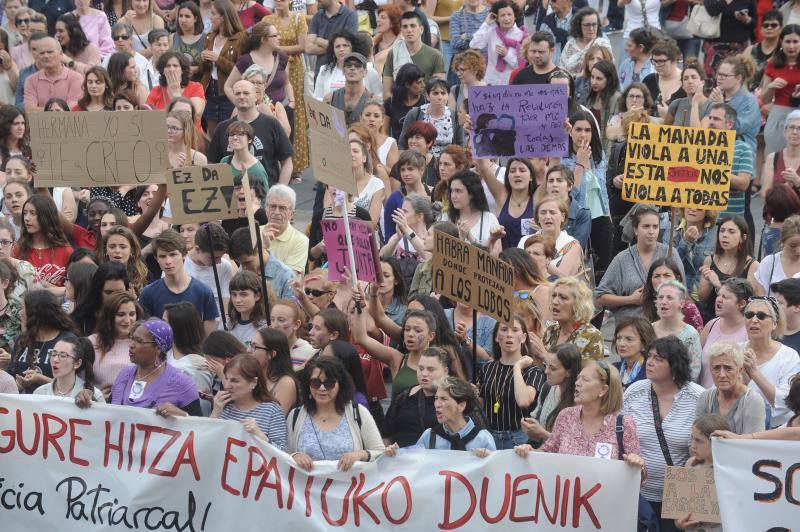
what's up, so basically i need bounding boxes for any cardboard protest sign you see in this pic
[321,218,377,283]
[713,438,800,531]
[661,466,720,523]
[167,164,237,224]
[1,395,642,532]
[29,110,169,187]
[622,122,735,210]
[432,230,514,324]
[469,84,568,159]
[305,99,357,195]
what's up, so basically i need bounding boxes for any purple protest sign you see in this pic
[469,84,568,159]
[320,218,378,283]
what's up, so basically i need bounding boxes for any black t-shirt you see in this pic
[207,114,294,186]
[511,65,559,85]
[781,331,800,355]
[9,330,78,393]
[384,94,426,140]
[384,388,437,447]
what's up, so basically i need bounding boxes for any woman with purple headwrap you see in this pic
[107,318,202,417]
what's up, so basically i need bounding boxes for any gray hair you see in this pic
[242,64,269,83]
[266,184,296,209]
[112,22,134,37]
[707,341,744,368]
[786,109,800,129]
[404,193,435,226]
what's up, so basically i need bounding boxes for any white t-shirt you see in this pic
[741,341,800,427]
[755,252,800,296]
[623,0,662,37]
[441,210,500,247]
[182,255,235,311]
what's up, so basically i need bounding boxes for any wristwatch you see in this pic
[407,231,416,240]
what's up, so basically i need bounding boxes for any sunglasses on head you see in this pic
[305,288,329,297]
[309,378,337,390]
[744,310,771,321]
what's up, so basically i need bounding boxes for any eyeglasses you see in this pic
[716,72,736,79]
[129,335,157,345]
[267,204,291,212]
[762,22,780,29]
[581,22,598,28]
[113,34,131,41]
[627,93,644,100]
[249,343,268,352]
[787,125,800,132]
[343,62,364,70]
[50,351,75,361]
[305,288,330,297]
[309,378,337,390]
[744,310,771,321]
[651,59,668,65]
[166,125,184,133]
[0,239,13,247]
[15,17,30,25]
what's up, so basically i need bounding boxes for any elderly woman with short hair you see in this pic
[696,341,766,434]
[240,63,291,135]
[543,276,604,360]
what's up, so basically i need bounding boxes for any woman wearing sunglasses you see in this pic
[741,296,800,427]
[34,336,104,403]
[286,357,385,472]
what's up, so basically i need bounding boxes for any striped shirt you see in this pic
[719,139,754,217]
[621,379,704,501]
[220,401,288,452]
[477,360,546,432]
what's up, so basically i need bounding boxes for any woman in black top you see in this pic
[703,0,757,77]
[383,63,427,139]
[384,347,452,447]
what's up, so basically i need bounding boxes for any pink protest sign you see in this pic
[321,218,378,283]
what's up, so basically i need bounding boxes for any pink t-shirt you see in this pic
[539,405,642,460]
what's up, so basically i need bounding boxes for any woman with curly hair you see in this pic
[55,13,101,73]
[73,66,114,111]
[7,289,78,393]
[89,290,143,399]
[146,50,206,118]
[100,225,149,293]
[13,195,74,294]
[0,105,31,171]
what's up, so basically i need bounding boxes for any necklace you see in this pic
[135,365,161,381]
[491,361,515,414]
[53,380,73,396]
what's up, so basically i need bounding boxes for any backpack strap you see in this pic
[428,428,437,449]
[290,406,302,432]
[615,414,625,460]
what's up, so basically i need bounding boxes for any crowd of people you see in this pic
[0,0,800,530]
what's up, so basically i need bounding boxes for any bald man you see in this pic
[207,80,294,187]
[23,37,83,111]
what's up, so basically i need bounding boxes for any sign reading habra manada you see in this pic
[0,395,641,531]
[623,122,735,211]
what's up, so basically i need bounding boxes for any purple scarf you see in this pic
[494,24,526,73]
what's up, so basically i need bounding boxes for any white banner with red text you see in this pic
[0,395,641,531]
[713,438,800,530]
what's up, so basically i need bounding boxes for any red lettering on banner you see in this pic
[320,477,358,526]
[104,420,124,469]
[560,478,571,527]
[381,476,412,525]
[480,474,511,523]
[147,429,199,481]
[254,456,283,506]
[439,470,477,530]
[352,473,384,525]
[41,413,67,461]
[12,409,40,455]
[127,421,135,470]
[0,406,12,453]
[571,477,601,528]
[287,466,296,510]
[535,474,561,523]
[305,475,315,517]
[221,437,247,496]
[509,474,539,522]
[136,423,159,473]
[68,418,91,466]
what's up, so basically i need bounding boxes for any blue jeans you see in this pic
[490,429,528,450]
[678,38,702,62]
[441,39,452,69]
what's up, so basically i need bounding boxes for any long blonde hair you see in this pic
[167,110,196,164]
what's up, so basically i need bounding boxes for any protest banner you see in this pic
[305,99,357,195]
[167,164,237,225]
[0,395,641,531]
[431,230,514,324]
[661,466,720,523]
[468,84,568,159]
[29,110,169,187]
[321,218,378,283]
[622,122,735,211]
[713,438,799,530]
